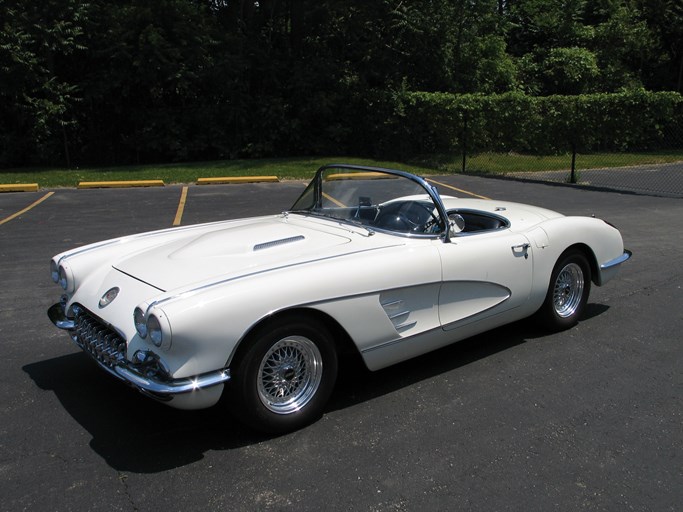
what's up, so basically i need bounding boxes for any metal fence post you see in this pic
[461,111,468,174]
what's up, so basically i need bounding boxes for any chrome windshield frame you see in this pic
[289,164,453,242]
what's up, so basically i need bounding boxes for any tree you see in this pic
[0,0,88,166]
[591,3,658,91]
[1,0,680,167]
[76,0,225,163]
[637,0,683,91]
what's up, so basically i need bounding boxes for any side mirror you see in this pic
[448,214,465,237]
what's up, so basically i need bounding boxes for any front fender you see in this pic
[159,242,442,379]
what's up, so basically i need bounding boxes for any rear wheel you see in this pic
[539,250,592,331]
[229,315,338,434]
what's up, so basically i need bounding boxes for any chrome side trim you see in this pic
[380,299,403,309]
[600,250,632,270]
[361,335,406,354]
[362,304,512,355]
[441,294,512,332]
[394,321,418,331]
[388,310,410,321]
[55,221,233,266]
[381,298,417,332]
[148,245,401,310]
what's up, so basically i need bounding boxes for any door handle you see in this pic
[512,243,530,259]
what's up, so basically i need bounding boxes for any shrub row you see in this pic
[375,90,683,156]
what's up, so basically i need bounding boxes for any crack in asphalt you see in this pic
[118,473,139,511]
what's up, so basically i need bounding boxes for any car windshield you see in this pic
[289,166,445,236]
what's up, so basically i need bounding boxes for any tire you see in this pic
[538,249,592,331]
[229,314,338,434]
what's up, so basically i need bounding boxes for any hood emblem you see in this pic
[99,287,120,308]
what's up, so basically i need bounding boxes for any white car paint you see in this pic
[48,165,630,415]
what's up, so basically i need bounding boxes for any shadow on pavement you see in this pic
[23,306,608,474]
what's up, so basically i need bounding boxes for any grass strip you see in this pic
[1,153,681,189]
[0,157,425,188]
[416,151,683,174]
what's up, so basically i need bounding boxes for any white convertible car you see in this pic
[48,164,631,432]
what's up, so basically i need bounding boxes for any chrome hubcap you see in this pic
[553,263,584,318]
[257,336,322,415]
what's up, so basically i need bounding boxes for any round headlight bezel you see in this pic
[50,260,59,283]
[134,307,147,338]
[58,266,69,290]
[133,306,171,350]
[56,264,75,293]
[147,314,163,347]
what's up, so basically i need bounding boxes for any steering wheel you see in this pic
[414,202,442,233]
[376,201,441,233]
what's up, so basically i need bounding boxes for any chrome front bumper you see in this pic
[47,301,231,400]
[600,249,633,270]
[596,249,632,286]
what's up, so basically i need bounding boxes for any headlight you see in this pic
[147,314,163,347]
[134,307,147,338]
[56,264,75,292]
[50,260,59,283]
[134,306,171,349]
[58,266,69,290]
[58,267,69,290]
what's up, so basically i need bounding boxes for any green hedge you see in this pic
[377,90,683,156]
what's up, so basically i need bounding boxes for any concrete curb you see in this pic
[0,183,39,193]
[196,176,279,185]
[1,176,281,192]
[77,180,165,189]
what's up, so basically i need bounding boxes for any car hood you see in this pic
[112,216,360,291]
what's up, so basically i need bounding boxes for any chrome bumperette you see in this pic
[47,301,76,330]
[115,364,231,398]
[47,302,231,398]
[600,249,633,270]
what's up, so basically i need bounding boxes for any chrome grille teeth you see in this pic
[71,306,126,368]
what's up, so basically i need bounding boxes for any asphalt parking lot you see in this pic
[508,161,683,198]
[1,174,681,511]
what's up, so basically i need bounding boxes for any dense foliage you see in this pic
[381,90,683,156]
[1,0,682,167]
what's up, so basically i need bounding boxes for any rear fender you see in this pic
[530,216,626,293]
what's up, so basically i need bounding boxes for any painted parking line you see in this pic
[323,192,346,208]
[173,186,189,226]
[426,178,490,200]
[0,191,55,226]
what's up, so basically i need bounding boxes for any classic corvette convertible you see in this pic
[48,164,631,432]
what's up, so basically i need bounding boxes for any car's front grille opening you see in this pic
[72,305,127,368]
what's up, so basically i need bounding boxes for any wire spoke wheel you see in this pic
[257,336,323,414]
[229,315,337,433]
[539,250,591,331]
[553,262,585,318]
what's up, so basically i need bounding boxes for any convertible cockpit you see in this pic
[289,166,512,238]
[446,209,510,234]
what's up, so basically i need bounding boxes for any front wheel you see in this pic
[229,315,338,434]
[538,250,592,331]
